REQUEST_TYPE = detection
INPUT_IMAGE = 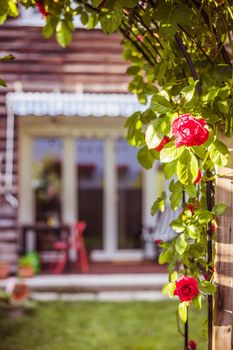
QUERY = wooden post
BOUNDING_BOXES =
[213,135,233,349]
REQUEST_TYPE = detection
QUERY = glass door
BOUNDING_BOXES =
[76,138,104,250]
[115,139,142,249]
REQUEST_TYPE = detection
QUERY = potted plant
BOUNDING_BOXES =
[18,252,40,278]
[18,256,35,278]
[0,281,36,318]
[0,261,10,279]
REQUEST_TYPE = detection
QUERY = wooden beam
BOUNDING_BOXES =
[213,133,233,349]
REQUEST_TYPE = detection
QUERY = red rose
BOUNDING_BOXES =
[155,239,163,245]
[154,136,170,152]
[172,114,209,148]
[174,276,199,302]
[188,340,197,350]
[35,1,49,17]
[194,170,202,184]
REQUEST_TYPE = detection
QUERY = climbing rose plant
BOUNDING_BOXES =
[1,0,233,347]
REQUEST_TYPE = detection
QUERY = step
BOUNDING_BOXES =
[0,274,168,293]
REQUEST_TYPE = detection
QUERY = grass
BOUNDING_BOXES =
[0,300,207,350]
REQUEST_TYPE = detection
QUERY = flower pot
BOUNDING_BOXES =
[18,266,34,278]
[0,262,10,279]
[12,284,29,302]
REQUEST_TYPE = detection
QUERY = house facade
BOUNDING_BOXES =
[0,13,159,271]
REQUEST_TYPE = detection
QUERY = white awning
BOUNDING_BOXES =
[6,92,148,117]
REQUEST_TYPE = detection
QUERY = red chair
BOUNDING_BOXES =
[53,221,89,274]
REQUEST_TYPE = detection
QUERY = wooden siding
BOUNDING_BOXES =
[0,23,129,268]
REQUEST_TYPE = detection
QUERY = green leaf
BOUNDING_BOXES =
[177,149,198,185]
[0,14,7,25]
[0,79,7,87]
[160,142,185,163]
[196,209,212,224]
[160,22,177,39]
[81,12,89,25]
[56,21,73,48]
[118,0,138,8]
[175,233,187,255]
[181,79,197,102]
[185,184,197,198]
[0,54,14,61]
[170,219,185,233]
[42,17,58,39]
[126,66,141,76]
[87,13,99,29]
[150,95,173,114]
[191,145,206,159]
[170,271,178,282]
[8,0,18,17]
[100,1,123,34]
[212,204,227,216]
[209,140,229,167]
[170,181,183,211]
[163,160,177,179]
[159,247,174,264]
[192,294,202,309]
[151,191,166,215]
[91,0,103,7]
[145,118,169,149]
[199,281,216,295]
[137,146,155,169]
[218,100,229,114]
[187,225,201,239]
[162,282,176,298]
[178,302,188,323]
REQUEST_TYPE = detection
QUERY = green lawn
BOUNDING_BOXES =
[0,300,207,350]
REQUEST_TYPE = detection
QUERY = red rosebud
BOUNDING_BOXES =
[172,114,209,148]
[185,204,194,215]
[35,1,49,17]
[211,223,215,233]
[137,34,144,42]
[194,170,202,185]
[188,340,197,350]
[155,239,163,245]
[174,276,199,302]
[154,136,170,152]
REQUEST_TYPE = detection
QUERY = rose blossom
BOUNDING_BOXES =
[174,276,199,302]
[154,136,170,152]
[194,170,202,185]
[172,114,209,148]
[188,340,197,350]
